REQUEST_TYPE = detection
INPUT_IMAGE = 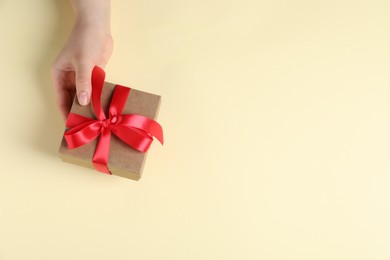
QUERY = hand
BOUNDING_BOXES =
[51,0,112,120]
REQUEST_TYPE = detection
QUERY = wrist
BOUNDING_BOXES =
[71,0,111,35]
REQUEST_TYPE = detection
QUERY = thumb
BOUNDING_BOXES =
[75,62,93,106]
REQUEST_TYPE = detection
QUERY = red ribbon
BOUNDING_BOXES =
[64,66,164,174]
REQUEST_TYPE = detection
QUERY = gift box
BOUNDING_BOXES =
[58,67,163,181]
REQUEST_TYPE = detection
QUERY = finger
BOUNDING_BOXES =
[60,89,74,120]
[51,67,74,120]
[75,62,93,106]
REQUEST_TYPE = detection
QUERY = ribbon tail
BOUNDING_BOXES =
[109,85,130,116]
[92,127,112,174]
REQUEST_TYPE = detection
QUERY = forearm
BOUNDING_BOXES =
[69,0,111,34]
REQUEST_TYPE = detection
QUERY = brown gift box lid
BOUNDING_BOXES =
[58,81,161,181]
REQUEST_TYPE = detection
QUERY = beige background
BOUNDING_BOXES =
[1,0,390,259]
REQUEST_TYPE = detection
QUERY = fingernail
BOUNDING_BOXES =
[78,91,88,106]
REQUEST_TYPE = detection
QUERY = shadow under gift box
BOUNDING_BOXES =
[58,81,161,181]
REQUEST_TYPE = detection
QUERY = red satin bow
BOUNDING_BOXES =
[64,66,164,174]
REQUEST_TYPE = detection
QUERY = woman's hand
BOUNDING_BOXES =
[51,0,112,119]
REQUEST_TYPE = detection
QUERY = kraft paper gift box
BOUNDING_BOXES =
[58,67,163,181]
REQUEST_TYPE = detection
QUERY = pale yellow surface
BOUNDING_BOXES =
[1,0,390,259]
